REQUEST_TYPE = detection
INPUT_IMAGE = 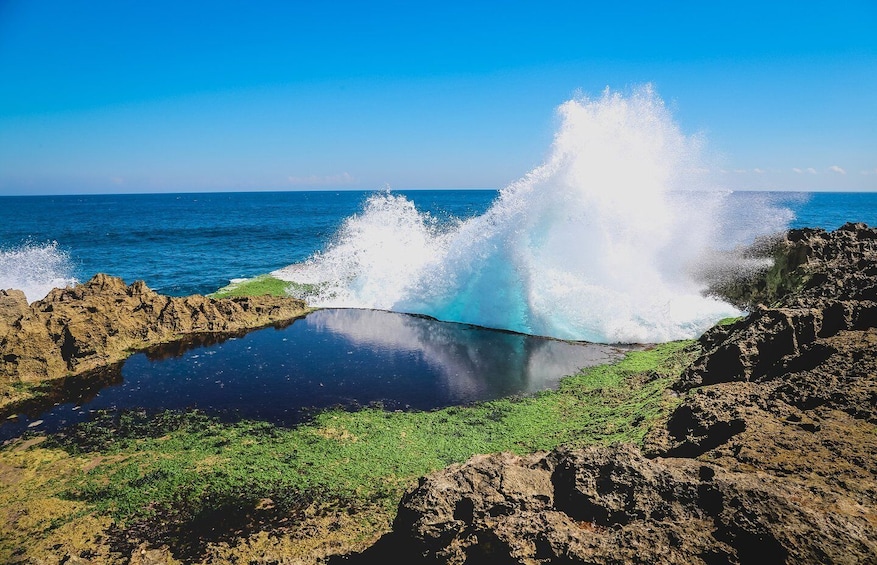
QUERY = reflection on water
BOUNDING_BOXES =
[309,309,625,400]
[0,309,630,440]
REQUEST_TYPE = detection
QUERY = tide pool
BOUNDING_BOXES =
[0,308,629,440]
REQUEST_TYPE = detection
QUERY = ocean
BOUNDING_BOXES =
[1,189,876,342]
[0,190,497,298]
[0,191,496,299]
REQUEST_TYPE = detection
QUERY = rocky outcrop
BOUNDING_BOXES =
[0,274,310,407]
[382,224,877,564]
[709,222,877,309]
[0,289,30,344]
[391,442,875,564]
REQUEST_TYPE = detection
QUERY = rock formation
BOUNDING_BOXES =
[0,274,310,408]
[380,223,877,563]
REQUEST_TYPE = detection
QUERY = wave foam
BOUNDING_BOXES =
[275,86,791,342]
[0,242,77,303]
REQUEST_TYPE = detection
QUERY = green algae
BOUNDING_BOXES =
[209,275,293,298]
[0,340,696,562]
[210,274,327,303]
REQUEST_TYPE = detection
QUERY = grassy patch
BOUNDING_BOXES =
[209,275,292,298]
[210,273,327,302]
[0,340,696,563]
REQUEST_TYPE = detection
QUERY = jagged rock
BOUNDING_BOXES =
[712,222,877,309]
[383,224,877,564]
[393,443,875,564]
[393,451,557,562]
[0,289,29,341]
[0,274,310,407]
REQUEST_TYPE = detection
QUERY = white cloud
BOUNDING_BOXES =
[753,168,765,174]
[806,168,818,174]
[861,168,877,176]
[792,168,803,174]
[287,172,356,186]
[733,169,747,174]
[828,165,847,175]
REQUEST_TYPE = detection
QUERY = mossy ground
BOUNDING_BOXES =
[0,340,696,564]
[210,274,326,302]
[209,275,293,299]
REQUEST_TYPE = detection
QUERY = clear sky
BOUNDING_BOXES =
[0,0,874,194]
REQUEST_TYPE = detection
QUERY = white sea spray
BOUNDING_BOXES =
[0,241,77,303]
[275,86,791,342]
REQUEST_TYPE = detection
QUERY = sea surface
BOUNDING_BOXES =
[0,190,498,298]
[1,190,875,303]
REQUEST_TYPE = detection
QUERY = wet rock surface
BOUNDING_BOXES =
[374,224,877,564]
[0,274,310,407]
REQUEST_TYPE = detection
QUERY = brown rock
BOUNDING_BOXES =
[393,443,875,564]
[0,289,28,341]
[711,222,877,310]
[380,224,877,563]
[393,451,556,562]
[0,274,311,406]
[129,544,182,565]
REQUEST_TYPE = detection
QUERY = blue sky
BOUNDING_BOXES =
[0,0,874,194]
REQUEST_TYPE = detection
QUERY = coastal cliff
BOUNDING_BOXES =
[369,223,877,563]
[0,274,310,409]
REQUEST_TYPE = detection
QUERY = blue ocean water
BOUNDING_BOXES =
[0,188,873,342]
[0,190,497,297]
[784,191,877,230]
[0,190,875,306]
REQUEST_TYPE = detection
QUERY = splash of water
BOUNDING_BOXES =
[0,242,78,303]
[275,86,790,342]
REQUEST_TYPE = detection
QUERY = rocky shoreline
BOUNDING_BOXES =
[0,224,874,563]
[351,223,877,563]
[0,274,311,410]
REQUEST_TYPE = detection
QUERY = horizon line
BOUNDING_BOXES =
[1,187,876,198]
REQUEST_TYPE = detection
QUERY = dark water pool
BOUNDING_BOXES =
[1,309,630,440]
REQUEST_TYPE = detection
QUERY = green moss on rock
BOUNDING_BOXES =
[209,275,293,298]
[1,340,695,563]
